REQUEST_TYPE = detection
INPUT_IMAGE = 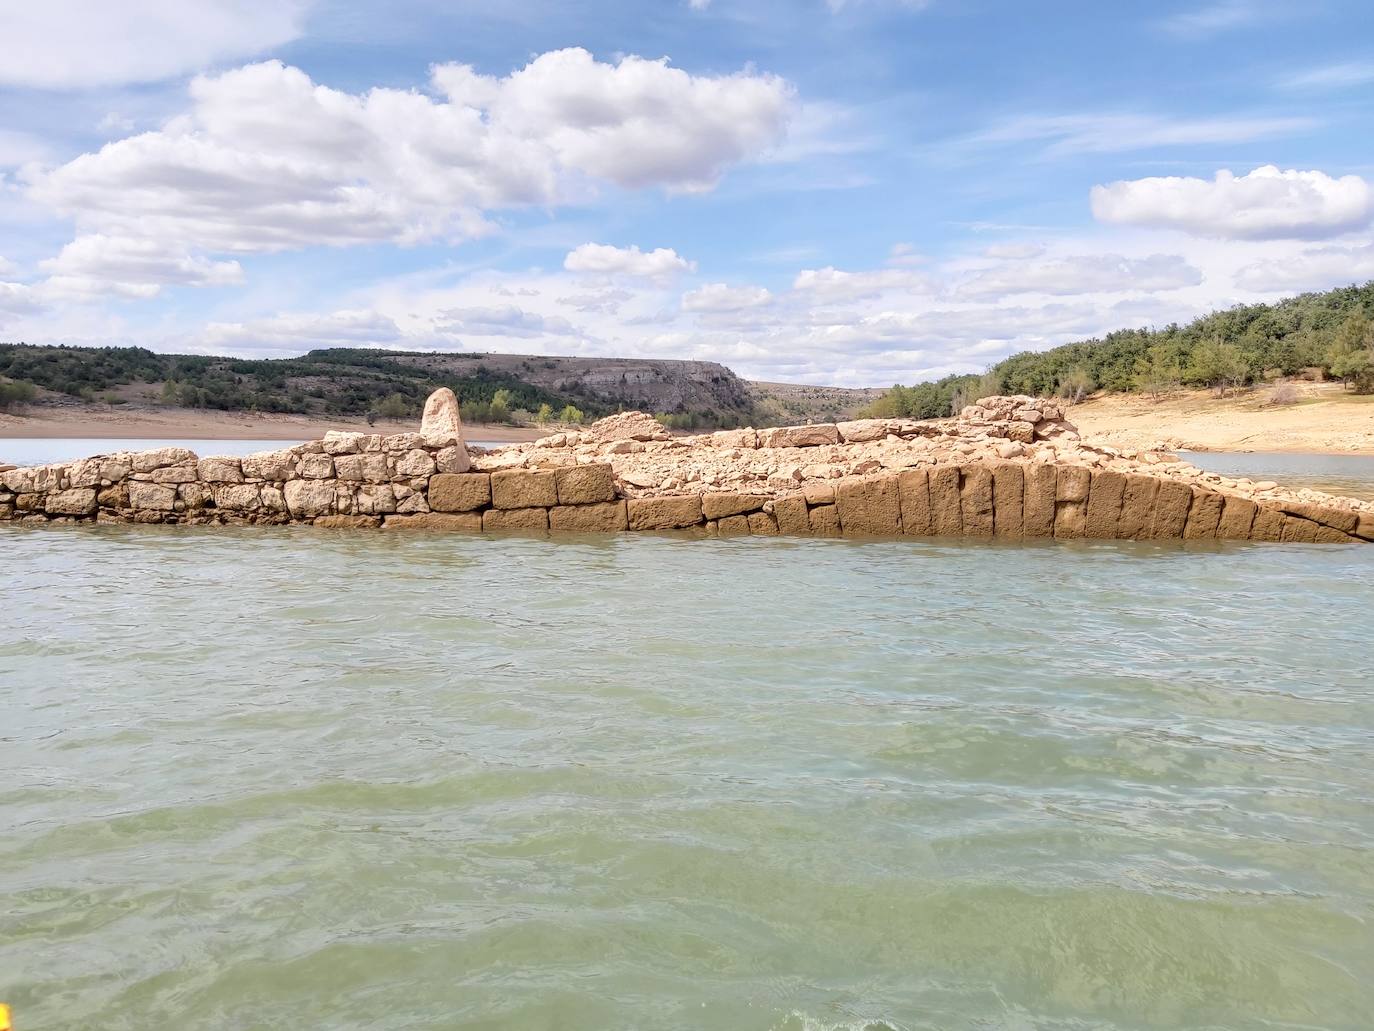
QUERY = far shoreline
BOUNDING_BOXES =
[0,404,546,443]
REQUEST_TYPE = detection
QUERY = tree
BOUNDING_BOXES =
[1188,337,1249,396]
[1134,344,1181,399]
[1058,366,1095,404]
[1327,312,1374,393]
[559,404,585,424]
[536,402,554,424]
[0,377,35,412]
[375,392,410,419]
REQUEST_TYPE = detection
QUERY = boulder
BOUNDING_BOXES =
[419,387,464,443]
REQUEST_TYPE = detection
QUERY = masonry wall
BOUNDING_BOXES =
[2,433,1370,544]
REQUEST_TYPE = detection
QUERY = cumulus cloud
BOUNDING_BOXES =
[0,0,313,89]
[791,266,931,303]
[682,283,774,313]
[434,306,578,338]
[563,243,697,282]
[0,282,45,319]
[41,235,244,299]
[197,309,403,353]
[1091,166,1374,240]
[1235,243,1374,293]
[25,51,788,292]
[956,253,1202,298]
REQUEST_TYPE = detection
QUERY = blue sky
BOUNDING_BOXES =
[2,0,1372,385]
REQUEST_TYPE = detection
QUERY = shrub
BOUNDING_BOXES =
[0,377,36,411]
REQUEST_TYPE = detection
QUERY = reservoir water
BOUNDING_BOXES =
[2,521,1372,1030]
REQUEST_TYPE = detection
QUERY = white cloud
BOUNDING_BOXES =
[1157,1,1266,39]
[0,0,313,89]
[1235,243,1374,293]
[0,257,15,277]
[564,243,697,282]
[682,283,774,313]
[1091,166,1374,240]
[956,253,1203,298]
[25,51,789,292]
[434,306,578,338]
[1278,62,1374,92]
[0,282,45,320]
[967,113,1311,158]
[41,235,243,299]
[791,266,931,303]
[197,310,403,354]
[0,130,51,169]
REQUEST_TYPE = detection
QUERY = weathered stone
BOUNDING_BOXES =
[549,501,628,533]
[959,466,994,537]
[241,449,296,481]
[587,411,670,443]
[772,495,811,536]
[67,458,102,489]
[482,506,549,533]
[801,481,836,505]
[419,387,464,443]
[213,484,262,512]
[703,492,770,520]
[1217,496,1257,540]
[260,486,288,513]
[717,514,751,536]
[627,495,703,530]
[1118,475,1160,540]
[334,453,389,482]
[1314,525,1352,544]
[321,431,367,456]
[382,432,425,452]
[808,503,842,538]
[128,482,178,512]
[148,464,200,484]
[314,514,381,529]
[929,466,963,535]
[1183,489,1225,540]
[1054,500,1087,540]
[130,447,197,473]
[2,467,36,493]
[991,463,1024,538]
[178,483,212,509]
[1250,506,1285,542]
[492,469,558,509]
[1280,516,1319,543]
[435,445,472,474]
[710,428,759,449]
[97,483,129,509]
[283,479,336,518]
[760,424,841,448]
[297,453,335,479]
[395,449,436,479]
[1022,464,1057,538]
[193,456,243,483]
[429,472,491,512]
[835,476,901,536]
[556,464,616,505]
[1357,514,1374,541]
[44,488,97,516]
[1149,480,1193,539]
[1276,500,1360,533]
[836,420,891,443]
[1084,471,1126,539]
[747,510,779,536]
[1056,465,1091,503]
[98,455,133,483]
[15,493,39,512]
[396,492,430,514]
[353,484,397,515]
[898,468,932,537]
[383,512,481,531]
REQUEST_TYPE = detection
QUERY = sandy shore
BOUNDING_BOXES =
[1069,386,1374,455]
[0,404,545,443]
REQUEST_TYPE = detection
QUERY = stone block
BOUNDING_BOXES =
[556,464,617,505]
[1250,507,1285,542]
[97,483,129,509]
[321,431,367,456]
[747,511,779,536]
[1276,501,1360,534]
[482,507,549,533]
[1183,489,1225,539]
[1280,516,1320,543]
[627,495,703,530]
[1149,480,1193,539]
[148,464,199,484]
[44,488,97,516]
[718,514,752,536]
[760,424,840,448]
[801,482,836,505]
[283,479,336,518]
[929,466,963,535]
[836,476,901,536]
[213,484,262,512]
[1022,464,1057,538]
[395,449,437,479]
[314,515,381,529]
[383,512,481,531]
[241,450,296,481]
[1314,525,1353,543]
[131,447,197,473]
[1084,470,1126,539]
[1056,465,1091,503]
[1357,514,1374,541]
[334,453,389,483]
[429,472,492,512]
[959,466,994,538]
[549,501,628,533]
[492,469,558,509]
[990,463,1024,538]
[702,492,769,520]
[197,457,244,483]
[128,482,177,512]
[1217,496,1257,540]
[773,495,811,536]
[1118,475,1159,540]
[808,504,842,538]
[898,468,932,537]
[297,454,335,479]
[435,445,472,474]
[1053,500,1087,539]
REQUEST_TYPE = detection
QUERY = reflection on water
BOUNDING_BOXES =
[1186,450,1374,501]
[3,527,1372,1030]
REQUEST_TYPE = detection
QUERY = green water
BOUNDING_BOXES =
[2,526,1372,1030]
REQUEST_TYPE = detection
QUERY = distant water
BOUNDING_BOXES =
[1,438,511,467]
[1186,450,1374,501]
[3,527,1372,1031]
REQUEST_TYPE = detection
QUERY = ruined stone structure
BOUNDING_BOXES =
[3,393,1371,544]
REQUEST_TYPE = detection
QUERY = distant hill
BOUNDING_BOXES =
[0,345,764,430]
[860,280,1374,420]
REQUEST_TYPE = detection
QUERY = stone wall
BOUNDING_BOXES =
[3,432,1370,544]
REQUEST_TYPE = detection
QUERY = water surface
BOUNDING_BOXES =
[2,527,1371,1030]
[1185,450,1374,501]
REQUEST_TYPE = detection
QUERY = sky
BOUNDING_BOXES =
[1,0,1372,386]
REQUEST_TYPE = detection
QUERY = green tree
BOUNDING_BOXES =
[1134,344,1181,399]
[536,402,554,424]
[0,377,36,411]
[1327,312,1374,392]
[1188,338,1249,396]
[1058,366,1095,404]
[375,392,410,419]
[559,404,585,424]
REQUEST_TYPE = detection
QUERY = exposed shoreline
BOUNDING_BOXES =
[0,404,545,443]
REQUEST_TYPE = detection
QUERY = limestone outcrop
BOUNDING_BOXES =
[2,392,1371,544]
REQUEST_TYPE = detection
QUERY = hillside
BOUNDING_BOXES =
[0,345,758,429]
